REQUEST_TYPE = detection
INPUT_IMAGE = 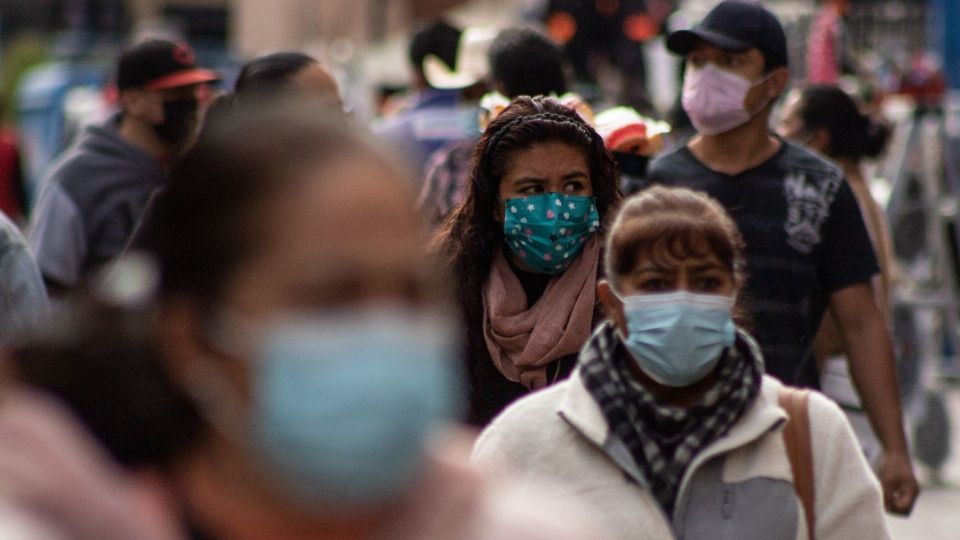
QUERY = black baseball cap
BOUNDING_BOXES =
[117,39,220,91]
[666,1,788,68]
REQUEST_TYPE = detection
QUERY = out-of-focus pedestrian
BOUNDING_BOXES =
[432,95,620,426]
[473,186,892,539]
[375,20,485,178]
[779,83,897,462]
[127,51,344,254]
[544,0,669,110]
[417,26,570,225]
[641,0,918,514]
[235,52,340,100]
[806,0,855,85]
[207,51,343,119]
[28,38,218,295]
[137,99,600,540]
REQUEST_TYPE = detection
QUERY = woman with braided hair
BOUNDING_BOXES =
[433,95,621,426]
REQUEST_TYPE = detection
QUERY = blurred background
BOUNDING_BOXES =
[2,1,960,536]
[1,0,957,201]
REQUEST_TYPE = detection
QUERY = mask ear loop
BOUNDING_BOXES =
[746,70,779,116]
[608,281,626,303]
[604,281,633,345]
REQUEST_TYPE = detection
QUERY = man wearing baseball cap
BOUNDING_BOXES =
[29,39,218,293]
[639,0,918,515]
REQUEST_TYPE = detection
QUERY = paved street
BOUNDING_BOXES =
[887,387,960,538]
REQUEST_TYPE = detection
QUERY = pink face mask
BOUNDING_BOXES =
[681,63,772,136]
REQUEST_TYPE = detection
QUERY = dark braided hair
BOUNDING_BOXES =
[431,95,620,424]
[481,112,596,164]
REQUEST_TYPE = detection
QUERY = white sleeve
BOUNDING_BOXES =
[808,391,892,540]
[27,183,87,288]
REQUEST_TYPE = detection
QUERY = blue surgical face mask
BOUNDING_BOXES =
[615,290,736,387]
[189,304,462,510]
[503,193,600,275]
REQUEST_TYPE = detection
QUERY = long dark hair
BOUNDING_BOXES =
[432,95,620,371]
[488,27,567,97]
[796,84,891,160]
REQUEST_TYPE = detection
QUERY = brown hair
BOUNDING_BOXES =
[605,186,746,289]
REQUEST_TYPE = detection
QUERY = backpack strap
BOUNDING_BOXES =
[778,386,816,540]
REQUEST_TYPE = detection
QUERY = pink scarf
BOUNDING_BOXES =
[481,235,600,389]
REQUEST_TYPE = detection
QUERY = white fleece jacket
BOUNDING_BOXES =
[472,370,891,540]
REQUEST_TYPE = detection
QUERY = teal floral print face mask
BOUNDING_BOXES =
[503,193,600,275]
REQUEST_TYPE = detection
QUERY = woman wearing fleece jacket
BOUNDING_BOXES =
[472,186,890,539]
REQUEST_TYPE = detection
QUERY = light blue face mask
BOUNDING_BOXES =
[616,290,736,387]
[503,193,600,275]
[193,305,462,510]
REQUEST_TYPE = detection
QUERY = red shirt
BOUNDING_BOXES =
[0,127,25,220]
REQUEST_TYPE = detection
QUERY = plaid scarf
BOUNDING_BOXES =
[580,322,762,516]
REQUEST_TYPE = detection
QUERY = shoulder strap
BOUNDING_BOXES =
[778,386,816,540]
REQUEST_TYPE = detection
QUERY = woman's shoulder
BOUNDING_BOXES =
[396,428,608,540]
[471,381,579,464]
[477,380,571,439]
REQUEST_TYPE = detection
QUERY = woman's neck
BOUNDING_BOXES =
[174,442,388,540]
[836,158,863,183]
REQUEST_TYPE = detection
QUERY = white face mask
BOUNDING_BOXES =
[681,63,774,136]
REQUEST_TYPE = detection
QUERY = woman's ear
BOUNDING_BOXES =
[597,279,627,334]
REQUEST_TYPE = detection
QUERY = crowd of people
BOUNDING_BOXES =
[0,0,927,538]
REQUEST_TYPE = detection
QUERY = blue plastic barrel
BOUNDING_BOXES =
[15,62,104,204]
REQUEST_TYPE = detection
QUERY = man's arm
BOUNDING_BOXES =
[829,281,919,515]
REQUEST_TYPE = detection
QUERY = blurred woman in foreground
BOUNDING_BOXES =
[139,99,596,539]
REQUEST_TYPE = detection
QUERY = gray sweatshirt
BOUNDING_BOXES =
[28,115,164,289]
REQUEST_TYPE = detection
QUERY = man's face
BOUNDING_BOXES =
[122,84,196,122]
[122,84,202,148]
[686,41,775,113]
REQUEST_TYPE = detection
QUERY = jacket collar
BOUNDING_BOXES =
[556,339,788,483]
